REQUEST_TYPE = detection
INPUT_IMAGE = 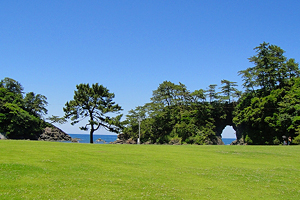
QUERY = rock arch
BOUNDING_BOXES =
[213,103,242,143]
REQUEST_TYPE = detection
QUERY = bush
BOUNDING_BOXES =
[169,136,182,145]
[245,135,253,144]
[273,137,281,145]
[292,135,300,145]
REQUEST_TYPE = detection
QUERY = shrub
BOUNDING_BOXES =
[245,135,253,144]
[292,135,300,145]
[169,135,182,145]
[273,137,281,145]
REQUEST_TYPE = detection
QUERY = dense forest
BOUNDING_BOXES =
[1,42,300,145]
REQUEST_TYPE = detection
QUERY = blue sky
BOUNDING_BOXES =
[1,0,299,138]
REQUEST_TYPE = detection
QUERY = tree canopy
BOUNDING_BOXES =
[0,78,49,139]
[233,42,300,144]
[63,83,123,143]
[123,81,238,145]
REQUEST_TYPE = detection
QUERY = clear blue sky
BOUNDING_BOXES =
[1,0,299,138]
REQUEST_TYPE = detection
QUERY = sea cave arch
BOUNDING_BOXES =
[221,126,236,138]
[213,102,242,143]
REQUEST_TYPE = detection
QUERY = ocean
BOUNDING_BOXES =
[68,134,118,144]
[222,138,236,145]
[67,134,236,145]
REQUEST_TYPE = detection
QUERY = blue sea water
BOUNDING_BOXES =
[222,138,236,145]
[67,134,236,145]
[68,134,118,144]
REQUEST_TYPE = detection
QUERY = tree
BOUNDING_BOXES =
[151,81,190,106]
[219,80,240,103]
[0,78,48,139]
[234,42,300,144]
[23,92,48,117]
[0,77,24,94]
[238,69,257,92]
[206,84,218,102]
[285,58,300,79]
[190,89,206,103]
[240,42,300,93]
[63,83,123,143]
[46,115,67,124]
[0,102,42,139]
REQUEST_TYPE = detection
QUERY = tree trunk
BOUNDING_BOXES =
[89,111,94,144]
[90,129,94,144]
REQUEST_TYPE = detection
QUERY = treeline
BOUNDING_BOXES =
[0,78,50,139]
[123,42,300,145]
[2,42,300,145]
[122,81,239,145]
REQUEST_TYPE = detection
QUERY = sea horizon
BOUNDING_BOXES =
[67,133,236,145]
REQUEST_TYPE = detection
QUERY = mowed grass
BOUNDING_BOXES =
[0,141,299,200]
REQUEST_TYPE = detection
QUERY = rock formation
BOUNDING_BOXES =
[39,126,72,141]
[0,133,7,140]
[111,133,136,144]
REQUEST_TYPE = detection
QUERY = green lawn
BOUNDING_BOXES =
[0,140,299,199]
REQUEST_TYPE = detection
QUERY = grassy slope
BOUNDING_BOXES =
[0,140,299,199]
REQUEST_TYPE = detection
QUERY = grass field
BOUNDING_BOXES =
[0,140,299,199]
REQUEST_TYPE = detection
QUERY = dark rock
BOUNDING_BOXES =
[117,133,126,141]
[143,141,152,145]
[216,136,225,145]
[125,138,136,144]
[39,126,72,141]
[111,134,137,144]
[95,138,106,143]
[230,138,245,145]
[71,138,81,143]
[0,133,6,140]
[204,136,224,145]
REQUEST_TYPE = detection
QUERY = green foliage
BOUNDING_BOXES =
[186,127,216,145]
[0,103,42,139]
[46,115,67,124]
[244,135,253,144]
[63,83,123,143]
[273,137,281,145]
[23,92,48,117]
[0,78,48,139]
[122,42,300,145]
[219,79,241,103]
[0,77,24,94]
[168,135,182,145]
[123,81,235,144]
[239,42,300,92]
[150,81,190,106]
[235,42,300,144]
[206,84,218,102]
[292,134,300,145]
[190,89,206,102]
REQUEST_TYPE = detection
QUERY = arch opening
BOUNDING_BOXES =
[221,125,236,145]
